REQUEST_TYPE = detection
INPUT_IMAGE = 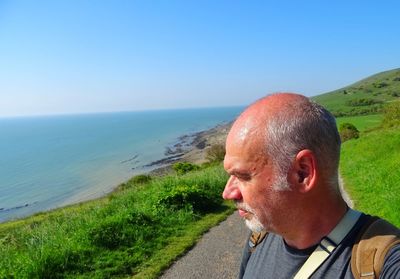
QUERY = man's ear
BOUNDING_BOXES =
[289,149,317,193]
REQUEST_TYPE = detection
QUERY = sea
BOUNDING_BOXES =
[0,106,243,223]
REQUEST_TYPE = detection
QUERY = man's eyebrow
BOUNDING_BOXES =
[230,169,251,177]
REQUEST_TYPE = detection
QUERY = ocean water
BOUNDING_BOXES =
[0,107,242,222]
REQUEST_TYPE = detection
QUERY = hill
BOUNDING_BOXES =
[1,68,399,278]
[312,68,400,117]
[340,126,400,227]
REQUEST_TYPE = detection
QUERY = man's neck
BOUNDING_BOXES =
[282,201,348,250]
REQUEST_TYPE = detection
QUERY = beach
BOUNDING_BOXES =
[0,108,240,223]
[0,120,233,223]
[0,117,240,278]
[147,121,232,176]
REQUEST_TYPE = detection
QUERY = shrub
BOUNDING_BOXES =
[119,174,152,190]
[156,184,222,213]
[373,82,389,88]
[206,144,225,162]
[131,174,152,184]
[172,162,200,175]
[382,101,400,127]
[339,123,360,142]
[346,98,382,107]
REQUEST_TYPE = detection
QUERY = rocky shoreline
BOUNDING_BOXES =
[147,121,232,176]
[0,121,233,223]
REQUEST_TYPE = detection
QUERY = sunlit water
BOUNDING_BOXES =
[0,107,242,222]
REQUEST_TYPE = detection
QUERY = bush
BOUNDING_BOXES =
[206,144,225,162]
[346,98,382,107]
[131,174,152,184]
[339,123,360,142]
[382,101,400,127]
[373,82,389,88]
[173,162,200,175]
[156,184,222,213]
[118,174,152,190]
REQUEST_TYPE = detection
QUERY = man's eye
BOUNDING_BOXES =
[238,175,251,181]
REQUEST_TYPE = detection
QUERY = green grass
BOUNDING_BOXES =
[312,68,400,117]
[340,126,400,227]
[0,165,234,278]
[338,113,400,226]
[2,77,399,278]
[132,209,232,279]
[336,114,383,132]
[333,108,400,227]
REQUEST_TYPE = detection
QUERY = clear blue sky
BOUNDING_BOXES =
[1,0,399,117]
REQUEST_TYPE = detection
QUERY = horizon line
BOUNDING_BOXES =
[0,104,247,120]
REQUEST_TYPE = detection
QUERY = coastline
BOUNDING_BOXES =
[0,121,232,224]
[50,121,232,212]
[147,121,232,176]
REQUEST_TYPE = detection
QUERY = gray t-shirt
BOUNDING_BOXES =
[239,214,400,279]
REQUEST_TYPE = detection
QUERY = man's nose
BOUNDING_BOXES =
[222,176,243,200]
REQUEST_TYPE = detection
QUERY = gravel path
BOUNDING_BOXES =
[159,213,248,279]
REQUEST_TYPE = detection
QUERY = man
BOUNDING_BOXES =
[222,93,400,278]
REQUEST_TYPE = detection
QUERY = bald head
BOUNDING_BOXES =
[228,93,309,143]
[227,93,341,189]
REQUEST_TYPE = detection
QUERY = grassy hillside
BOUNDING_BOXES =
[315,69,400,227]
[335,114,382,132]
[312,68,400,117]
[340,126,400,227]
[0,165,234,278]
[1,68,399,278]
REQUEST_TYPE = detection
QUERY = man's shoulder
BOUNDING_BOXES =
[240,214,400,279]
[380,243,400,278]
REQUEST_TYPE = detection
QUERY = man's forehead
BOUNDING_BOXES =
[228,115,263,145]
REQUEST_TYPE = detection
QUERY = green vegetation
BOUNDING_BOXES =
[206,143,226,163]
[335,114,382,132]
[332,112,400,227]
[382,101,400,127]
[315,70,400,224]
[130,174,152,184]
[346,98,383,107]
[0,165,233,278]
[312,68,400,117]
[172,162,200,175]
[339,123,359,142]
[340,127,400,227]
[119,175,152,190]
[1,68,400,278]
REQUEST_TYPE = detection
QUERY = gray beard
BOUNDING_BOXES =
[243,173,291,232]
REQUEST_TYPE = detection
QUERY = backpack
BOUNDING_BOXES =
[248,215,400,279]
[351,216,400,279]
